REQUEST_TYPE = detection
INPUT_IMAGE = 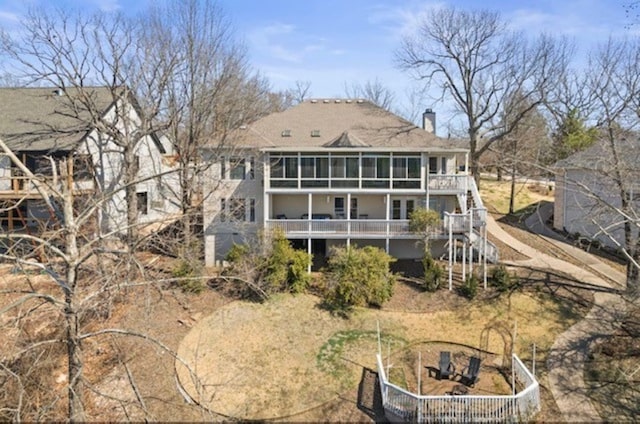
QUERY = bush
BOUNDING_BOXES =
[422,252,444,291]
[172,259,205,294]
[323,245,397,314]
[264,235,312,294]
[459,273,479,299]
[222,231,312,300]
[490,265,514,292]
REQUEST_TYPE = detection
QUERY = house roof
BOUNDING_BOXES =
[0,86,115,152]
[554,134,640,173]
[216,99,467,153]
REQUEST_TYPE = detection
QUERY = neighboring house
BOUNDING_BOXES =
[201,99,497,278]
[0,86,180,235]
[553,135,640,249]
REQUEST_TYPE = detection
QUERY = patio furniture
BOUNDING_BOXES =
[459,356,481,387]
[438,351,455,380]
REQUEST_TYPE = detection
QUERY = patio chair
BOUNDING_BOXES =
[459,356,481,387]
[438,351,455,380]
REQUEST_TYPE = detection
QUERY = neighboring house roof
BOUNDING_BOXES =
[0,87,116,153]
[215,99,467,152]
[554,134,640,173]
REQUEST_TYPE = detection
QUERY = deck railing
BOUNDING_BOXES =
[377,353,540,423]
[265,219,452,237]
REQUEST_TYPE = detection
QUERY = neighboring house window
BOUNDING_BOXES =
[220,156,226,179]
[249,199,255,222]
[230,158,245,179]
[249,157,255,180]
[220,198,226,221]
[133,155,140,174]
[73,154,94,181]
[137,192,148,215]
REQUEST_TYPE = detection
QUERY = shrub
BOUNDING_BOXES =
[490,265,513,292]
[459,273,479,299]
[263,235,312,294]
[422,252,444,291]
[225,243,248,264]
[172,259,205,294]
[323,245,397,314]
[221,230,312,300]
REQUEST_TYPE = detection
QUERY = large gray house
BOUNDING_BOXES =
[201,99,497,280]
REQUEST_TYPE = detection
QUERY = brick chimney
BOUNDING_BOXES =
[422,108,436,133]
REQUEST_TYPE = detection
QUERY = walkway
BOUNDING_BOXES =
[486,202,627,423]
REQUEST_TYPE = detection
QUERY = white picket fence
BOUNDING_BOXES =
[377,353,540,423]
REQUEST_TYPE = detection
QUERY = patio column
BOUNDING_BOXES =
[448,212,453,291]
[307,238,312,273]
[468,210,473,276]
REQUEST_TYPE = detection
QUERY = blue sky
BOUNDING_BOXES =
[0,0,635,132]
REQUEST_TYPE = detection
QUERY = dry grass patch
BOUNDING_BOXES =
[176,286,585,421]
[479,178,554,216]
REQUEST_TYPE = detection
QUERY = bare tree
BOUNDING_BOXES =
[490,92,551,213]
[343,78,395,110]
[0,9,178,249]
[556,38,640,296]
[396,7,571,184]
[141,0,281,266]
[289,80,312,104]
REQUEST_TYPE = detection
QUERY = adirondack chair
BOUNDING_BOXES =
[438,351,455,380]
[459,356,481,387]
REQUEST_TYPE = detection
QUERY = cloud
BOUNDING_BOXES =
[90,0,122,12]
[0,10,19,23]
[249,22,342,64]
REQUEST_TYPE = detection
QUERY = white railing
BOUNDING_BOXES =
[427,175,467,192]
[377,353,540,423]
[266,219,421,236]
[443,209,487,232]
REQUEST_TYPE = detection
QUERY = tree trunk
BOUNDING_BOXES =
[65,292,84,422]
[509,164,516,215]
[62,158,85,422]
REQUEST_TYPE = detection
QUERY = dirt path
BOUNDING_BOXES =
[487,205,627,423]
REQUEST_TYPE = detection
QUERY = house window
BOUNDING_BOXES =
[136,192,148,215]
[393,156,421,188]
[362,154,390,188]
[249,199,255,222]
[406,200,415,219]
[392,200,401,220]
[230,198,245,221]
[284,157,298,178]
[311,130,320,137]
[221,156,226,179]
[350,198,358,219]
[441,157,447,174]
[230,158,245,179]
[334,197,345,219]
[220,198,226,221]
[429,157,438,174]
